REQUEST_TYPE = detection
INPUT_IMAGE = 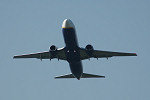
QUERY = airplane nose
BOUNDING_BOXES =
[62,19,75,29]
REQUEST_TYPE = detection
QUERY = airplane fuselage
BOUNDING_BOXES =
[62,20,83,80]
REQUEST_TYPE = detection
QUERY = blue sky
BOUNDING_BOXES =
[0,0,150,100]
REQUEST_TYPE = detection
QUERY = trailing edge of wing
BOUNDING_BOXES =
[55,73,105,79]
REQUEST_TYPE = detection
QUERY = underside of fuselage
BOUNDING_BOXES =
[62,19,83,80]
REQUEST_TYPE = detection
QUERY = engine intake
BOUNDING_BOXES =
[85,44,94,51]
[49,45,57,58]
[85,44,94,57]
[50,45,57,51]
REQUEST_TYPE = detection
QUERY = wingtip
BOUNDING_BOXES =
[134,53,137,56]
[130,53,137,56]
[13,56,18,59]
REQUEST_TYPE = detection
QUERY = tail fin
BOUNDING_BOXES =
[55,73,105,79]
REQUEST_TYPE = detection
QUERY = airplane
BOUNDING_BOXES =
[13,19,137,80]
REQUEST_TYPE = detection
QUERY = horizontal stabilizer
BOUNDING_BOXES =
[81,73,105,78]
[55,73,105,79]
[55,74,74,79]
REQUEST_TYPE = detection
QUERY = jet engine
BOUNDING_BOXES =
[85,44,94,57]
[49,45,57,57]
[50,45,57,51]
[85,44,94,51]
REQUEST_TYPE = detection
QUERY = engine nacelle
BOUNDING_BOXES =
[85,44,94,57]
[50,45,57,51]
[85,44,94,51]
[49,45,57,57]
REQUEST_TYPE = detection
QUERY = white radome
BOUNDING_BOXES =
[62,19,75,29]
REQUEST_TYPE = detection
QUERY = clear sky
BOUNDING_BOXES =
[0,0,150,100]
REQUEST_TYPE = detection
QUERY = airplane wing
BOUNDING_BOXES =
[79,48,137,60]
[13,48,67,60]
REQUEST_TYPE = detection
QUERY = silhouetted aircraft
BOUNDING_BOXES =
[14,19,137,80]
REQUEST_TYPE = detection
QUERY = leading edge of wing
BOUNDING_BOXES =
[92,50,137,58]
[79,48,137,60]
[13,47,67,60]
[13,51,50,59]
